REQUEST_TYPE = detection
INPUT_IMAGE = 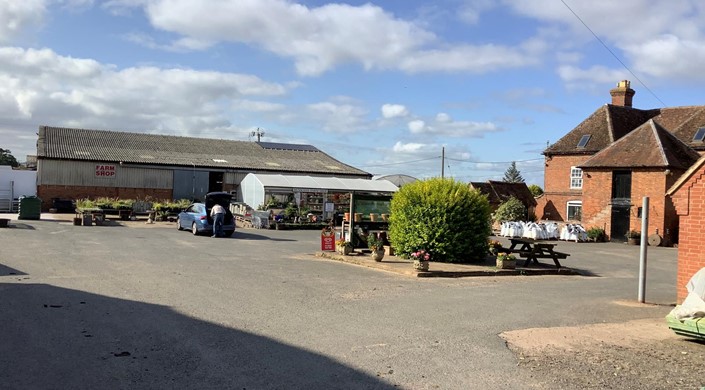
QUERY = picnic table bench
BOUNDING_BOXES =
[508,238,569,269]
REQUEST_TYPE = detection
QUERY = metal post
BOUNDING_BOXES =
[441,147,445,178]
[348,192,354,245]
[638,196,649,303]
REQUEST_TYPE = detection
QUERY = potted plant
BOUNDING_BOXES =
[587,227,606,242]
[367,233,385,262]
[488,239,502,255]
[410,249,431,271]
[496,252,516,269]
[626,230,641,245]
[336,239,352,255]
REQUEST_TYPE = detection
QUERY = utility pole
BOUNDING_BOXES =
[441,147,445,178]
[251,128,265,142]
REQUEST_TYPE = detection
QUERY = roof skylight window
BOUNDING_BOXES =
[693,127,705,142]
[577,134,591,148]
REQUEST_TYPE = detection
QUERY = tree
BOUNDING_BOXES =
[492,196,527,223]
[0,148,19,167]
[528,184,544,197]
[503,161,524,183]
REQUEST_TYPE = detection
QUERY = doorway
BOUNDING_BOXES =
[609,170,632,242]
[208,172,223,193]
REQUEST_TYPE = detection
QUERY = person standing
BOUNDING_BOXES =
[210,204,226,238]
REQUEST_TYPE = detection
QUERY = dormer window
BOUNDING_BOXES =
[577,134,591,148]
[693,128,705,143]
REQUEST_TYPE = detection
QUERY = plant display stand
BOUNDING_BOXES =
[666,312,705,340]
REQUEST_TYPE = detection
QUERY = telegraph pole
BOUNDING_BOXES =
[441,147,445,178]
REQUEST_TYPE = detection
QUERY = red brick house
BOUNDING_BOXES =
[667,155,705,302]
[538,81,705,243]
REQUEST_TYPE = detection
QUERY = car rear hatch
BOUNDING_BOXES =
[205,192,234,225]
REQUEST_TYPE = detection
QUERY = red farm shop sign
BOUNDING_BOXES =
[321,228,335,251]
[95,164,116,178]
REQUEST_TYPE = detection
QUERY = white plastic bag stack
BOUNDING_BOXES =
[670,268,705,320]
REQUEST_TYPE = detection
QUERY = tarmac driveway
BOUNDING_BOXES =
[0,218,684,389]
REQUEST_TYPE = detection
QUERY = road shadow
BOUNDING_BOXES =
[0,263,27,276]
[234,231,296,242]
[0,282,396,390]
[1,222,36,230]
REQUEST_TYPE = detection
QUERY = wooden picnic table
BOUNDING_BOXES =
[507,238,569,269]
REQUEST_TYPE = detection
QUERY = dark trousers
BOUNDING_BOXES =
[213,213,224,237]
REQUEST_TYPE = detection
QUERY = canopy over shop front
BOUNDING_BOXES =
[239,173,398,210]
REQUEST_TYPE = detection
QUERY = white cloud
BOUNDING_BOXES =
[306,98,368,133]
[408,120,426,133]
[108,0,547,76]
[392,141,425,153]
[381,104,409,119]
[557,64,628,86]
[0,46,291,156]
[0,0,46,44]
[504,0,705,83]
[408,114,501,137]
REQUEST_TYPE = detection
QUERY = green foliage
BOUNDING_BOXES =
[75,198,96,210]
[284,203,297,219]
[493,196,526,223]
[367,233,384,251]
[527,184,544,197]
[587,227,606,241]
[503,161,525,183]
[0,148,19,167]
[388,178,491,263]
[626,230,641,239]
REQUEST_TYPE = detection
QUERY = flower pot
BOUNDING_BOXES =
[372,249,384,262]
[354,213,362,222]
[381,214,389,222]
[413,260,429,271]
[628,238,639,245]
[370,213,378,222]
[342,245,352,255]
[496,258,516,269]
[344,212,350,222]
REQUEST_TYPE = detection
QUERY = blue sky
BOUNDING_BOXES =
[2,1,705,185]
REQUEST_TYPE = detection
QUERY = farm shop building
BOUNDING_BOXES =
[36,126,371,210]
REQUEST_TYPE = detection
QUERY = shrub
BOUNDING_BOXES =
[492,196,526,223]
[528,184,544,197]
[388,178,491,263]
[586,227,606,242]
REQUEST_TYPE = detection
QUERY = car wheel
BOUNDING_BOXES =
[224,230,234,238]
[176,218,183,230]
[192,222,199,235]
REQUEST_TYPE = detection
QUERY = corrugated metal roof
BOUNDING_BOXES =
[37,126,370,177]
[250,173,398,193]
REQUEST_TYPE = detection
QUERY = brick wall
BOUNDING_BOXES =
[538,155,590,220]
[38,185,173,211]
[581,168,676,241]
[671,168,705,303]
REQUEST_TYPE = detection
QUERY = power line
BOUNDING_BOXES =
[357,156,440,168]
[559,0,666,107]
[444,157,544,164]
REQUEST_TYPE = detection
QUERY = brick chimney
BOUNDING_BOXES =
[610,80,635,107]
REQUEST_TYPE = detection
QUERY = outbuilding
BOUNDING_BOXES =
[35,126,371,210]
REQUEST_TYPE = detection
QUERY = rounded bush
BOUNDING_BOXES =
[492,196,526,223]
[388,178,491,263]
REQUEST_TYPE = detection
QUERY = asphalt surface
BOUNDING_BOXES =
[0,218,680,389]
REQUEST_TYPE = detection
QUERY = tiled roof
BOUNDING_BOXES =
[580,120,701,169]
[469,181,537,207]
[37,126,371,177]
[544,105,658,156]
[545,104,705,156]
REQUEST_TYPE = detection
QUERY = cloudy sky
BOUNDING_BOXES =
[2,0,705,185]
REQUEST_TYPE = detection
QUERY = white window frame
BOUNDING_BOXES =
[570,167,583,189]
[567,201,582,221]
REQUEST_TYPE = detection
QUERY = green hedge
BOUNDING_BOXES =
[388,178,491,263]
